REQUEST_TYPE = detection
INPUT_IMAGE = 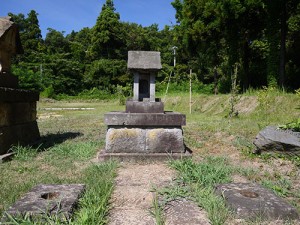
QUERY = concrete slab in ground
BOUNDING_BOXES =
[108,163,211,225]
[164,198,210,225]
[215,183,299,221]
[108,163,173,225]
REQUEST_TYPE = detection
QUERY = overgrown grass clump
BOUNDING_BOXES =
[168,157,234,225]
[73,161,117,225]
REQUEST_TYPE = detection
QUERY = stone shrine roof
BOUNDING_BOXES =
[0,16,23,54]
[128,51,162,71]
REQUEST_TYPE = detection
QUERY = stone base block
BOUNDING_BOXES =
[215,183,299,221]
[98,150,192,162]
[104,112,186,126]
[0,102,37,126]
[105,128,185,153]
[0,122,40,154]
[2,184,85,222]
[126,100,164,113]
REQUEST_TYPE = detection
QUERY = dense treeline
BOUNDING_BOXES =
[8,0,300,97]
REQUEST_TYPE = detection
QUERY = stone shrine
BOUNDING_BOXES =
[100,51,191,161]
[0,17,40,154]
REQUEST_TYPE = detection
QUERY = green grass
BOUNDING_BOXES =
[1,91,299,224]
[169,157,233,225]
[73,161,117,225]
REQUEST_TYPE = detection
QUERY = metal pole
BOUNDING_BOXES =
[190,69,192,114]
[172,46,178,67]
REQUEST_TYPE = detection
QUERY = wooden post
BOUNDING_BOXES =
[190,69,192,114]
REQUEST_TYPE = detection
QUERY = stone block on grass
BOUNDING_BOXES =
[3,184,85,222]
[253,126,300,154]
[215,183,299,221]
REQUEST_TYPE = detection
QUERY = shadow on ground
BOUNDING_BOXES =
[33,132,83,150]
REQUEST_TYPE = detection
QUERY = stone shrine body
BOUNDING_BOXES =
[100,51,191,161]
[0,17,40,154]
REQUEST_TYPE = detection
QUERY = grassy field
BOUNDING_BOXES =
[0,90,299,224]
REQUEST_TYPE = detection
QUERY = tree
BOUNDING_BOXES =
[89,0,124,59]
[45,28,69,54]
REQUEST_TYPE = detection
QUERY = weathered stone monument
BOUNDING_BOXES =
[100,51,191,161]
[0,17,40,155]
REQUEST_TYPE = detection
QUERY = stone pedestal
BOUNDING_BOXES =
[100,102,191,162]
[0,87,40,154]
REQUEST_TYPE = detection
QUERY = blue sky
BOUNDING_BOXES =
[1,0,176,38]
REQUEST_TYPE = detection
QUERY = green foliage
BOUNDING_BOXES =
[8,0,300,96]
[47,141,99,160]
[262,177,292,198]
[149,193,165,225]
[169,157,233,224]
[10,145,39,161]
[40,85,55,98]
[74,161,117,225]
[12,66,42,91]
[84,59,127,90]
[89,0,124,59]
[279,118,300,132]
[257,86,276,111]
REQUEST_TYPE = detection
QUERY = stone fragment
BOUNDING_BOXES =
[3,184,85,222]
[215,183,299,221]
[253,126,300,154]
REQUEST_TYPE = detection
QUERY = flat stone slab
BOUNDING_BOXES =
[105,128,185,153]
[3,184,85,222]
[253,126,300,154]
[98,150,192,162]
[104,112,186,126]
[215,183,299,221]
[164,199,210,225]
